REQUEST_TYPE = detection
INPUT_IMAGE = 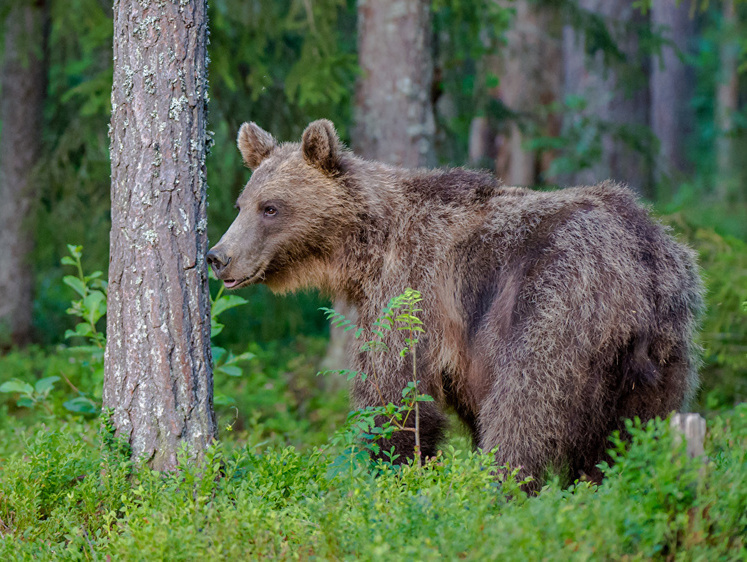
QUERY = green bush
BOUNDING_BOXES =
[663,215,747,407]
[0,407,744,560]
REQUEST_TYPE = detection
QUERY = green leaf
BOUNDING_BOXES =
[0,380,34,395]
[217,365,243,377]
[211,346,227,364]
[61,256,77,266]
[83,290,106,324]
[233,351,255,362]
[63,275,87,298]
[35,376,60,395]
[75,323,94,337]
[212,295,248,318]
[63,397,99,414]
[67,244,82,259]
[214,394,236,406]
[17,397,35,408]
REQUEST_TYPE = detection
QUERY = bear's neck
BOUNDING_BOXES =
[326,155,444,314]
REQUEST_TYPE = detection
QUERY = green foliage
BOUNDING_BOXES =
[320,289,435,466]
[0,376,58,413]
[0,405,744,559]
[663,214,747,407]
[62,244,107,349]
[208,270,256,382]
[527,95,658,181]
[432,0,513,162]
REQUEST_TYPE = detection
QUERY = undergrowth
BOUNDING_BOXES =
[0,407,745,560]
[0,215,745,560]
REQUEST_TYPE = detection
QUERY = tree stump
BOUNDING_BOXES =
[670,413,706,459]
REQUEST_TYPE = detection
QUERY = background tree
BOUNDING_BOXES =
[493,0,562,186]
[650,0,696,183]
[354,0,436,167]
[104,0,215,469]
[0,0,48,347]
[561,0,653,195]
[716,0,739,194]
[322,0,437,374]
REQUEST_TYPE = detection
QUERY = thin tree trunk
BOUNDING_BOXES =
[562,1,651,195]
[494,0,562,186]
[354,0,435,167]
[650,0,695,182]
[717,0,738,196]
[0,0,48,347]
[104,0,215,469]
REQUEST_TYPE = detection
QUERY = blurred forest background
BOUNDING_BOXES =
[0,0,746,440]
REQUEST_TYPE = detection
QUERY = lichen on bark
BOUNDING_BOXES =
[104,0,215,470]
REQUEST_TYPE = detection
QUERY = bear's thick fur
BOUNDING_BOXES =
[208,119,704,486]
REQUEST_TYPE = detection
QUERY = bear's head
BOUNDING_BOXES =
[207,119,352,293]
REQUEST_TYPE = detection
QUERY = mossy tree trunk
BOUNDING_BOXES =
[0,0,48,347]
[104,0,215,470]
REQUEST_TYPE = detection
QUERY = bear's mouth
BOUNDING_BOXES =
[222,277,248,289]
[222,265,265,289]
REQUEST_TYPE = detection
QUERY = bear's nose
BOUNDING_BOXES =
[206,248,230,274]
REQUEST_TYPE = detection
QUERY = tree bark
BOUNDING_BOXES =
[104,0,215,469]
[650,0,695,181]
[493,0,562,186]
[562,1,651,195]
[354,0,435,167]
[716,0,738,195]
[325,0,436,375]
[0,0,48,347]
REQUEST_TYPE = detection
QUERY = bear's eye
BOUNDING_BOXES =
[263,205,278,218]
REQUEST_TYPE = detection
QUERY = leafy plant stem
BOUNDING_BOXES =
[59,371,82,395]
[412,324,421,467]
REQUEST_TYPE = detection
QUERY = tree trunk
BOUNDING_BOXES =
[562,1,651,195]
[104,0,215,469]
[716,0,738,196]
[354,0,435,167]
[493,0,562,186]
[650,0,695,182]
[324,0,436,375]
[0,0,48,348]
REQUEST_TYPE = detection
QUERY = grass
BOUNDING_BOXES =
[0,407,745,560]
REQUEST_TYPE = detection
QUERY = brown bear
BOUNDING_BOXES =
[207,119,704,487]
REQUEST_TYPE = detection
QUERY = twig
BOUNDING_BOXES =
[60,371,81,395]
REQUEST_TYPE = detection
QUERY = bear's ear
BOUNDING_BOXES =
[237,122,277,170]
[301,119,342,174]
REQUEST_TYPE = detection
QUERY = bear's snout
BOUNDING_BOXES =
[206,248,230,276]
